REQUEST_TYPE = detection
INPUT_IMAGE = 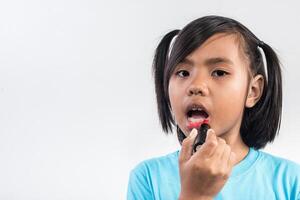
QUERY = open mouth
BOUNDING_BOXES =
[186,104,209,128]
[187,109,209,122]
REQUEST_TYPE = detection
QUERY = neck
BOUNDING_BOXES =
[221,131,250,166]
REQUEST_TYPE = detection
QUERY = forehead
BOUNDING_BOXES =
[184,33,249,68]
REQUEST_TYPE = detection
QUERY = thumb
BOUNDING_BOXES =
[196,129,218,158]
[179,128,198,164]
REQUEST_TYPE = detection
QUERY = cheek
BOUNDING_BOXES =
[168,82,175,107]
[168,81,180,106]
[168,80,185,119]
[213,77,248,115]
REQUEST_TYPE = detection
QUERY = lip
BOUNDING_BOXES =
[184,102,210,130]
[186,117,210,131]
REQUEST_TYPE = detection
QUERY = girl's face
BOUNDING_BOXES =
[168,33,257,141]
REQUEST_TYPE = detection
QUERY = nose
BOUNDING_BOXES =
[188,86,208,96]
[187,78,209,96]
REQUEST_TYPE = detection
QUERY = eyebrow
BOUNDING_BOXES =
[180,57,234,66]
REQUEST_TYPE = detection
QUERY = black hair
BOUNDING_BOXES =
[152,15,282,149]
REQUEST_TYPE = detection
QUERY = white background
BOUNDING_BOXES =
[0,0,299,199]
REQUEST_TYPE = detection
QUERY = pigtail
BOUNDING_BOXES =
[259,42,282,142]
[241,42,282,149]
[152,30,180,133]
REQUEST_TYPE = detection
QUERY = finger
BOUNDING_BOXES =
[211,137,226,160]
[197,129,218,158]
[228,151,236,168]
[179,128,198,164]
[220,145,231,172]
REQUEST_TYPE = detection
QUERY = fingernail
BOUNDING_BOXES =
[206,129,213,140]
[190,128,197,137]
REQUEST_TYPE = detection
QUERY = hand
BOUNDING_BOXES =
[178,128,236,200]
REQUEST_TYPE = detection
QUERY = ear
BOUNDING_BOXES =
[245,74,264,108]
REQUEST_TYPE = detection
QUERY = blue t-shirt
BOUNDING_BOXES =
[127,148,300,200]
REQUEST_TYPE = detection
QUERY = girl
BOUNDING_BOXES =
[127,15,300,199]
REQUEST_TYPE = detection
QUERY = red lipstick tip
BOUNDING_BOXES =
[203,119,209,124]
[187,119,209,129]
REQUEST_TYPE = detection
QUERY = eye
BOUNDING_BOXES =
[212,70,229,77]
[175,70,190,77]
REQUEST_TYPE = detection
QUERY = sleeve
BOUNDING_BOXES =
[126,164,154,200]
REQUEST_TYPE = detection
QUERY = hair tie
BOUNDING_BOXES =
[257,43,268,84]
[168,35,178,59]
[258,40,265,47]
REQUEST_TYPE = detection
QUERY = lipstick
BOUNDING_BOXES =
[190,119,210,153]
[188,119,209,130]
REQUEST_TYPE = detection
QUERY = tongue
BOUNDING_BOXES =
[188,114,206,123]
[187,112,207,129]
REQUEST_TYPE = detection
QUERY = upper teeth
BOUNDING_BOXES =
[192,107,202,111]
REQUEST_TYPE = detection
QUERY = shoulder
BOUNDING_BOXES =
[258,150,300,173]
[127,151,179,199]
[256,150,300,189]
[130,150,179,177]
